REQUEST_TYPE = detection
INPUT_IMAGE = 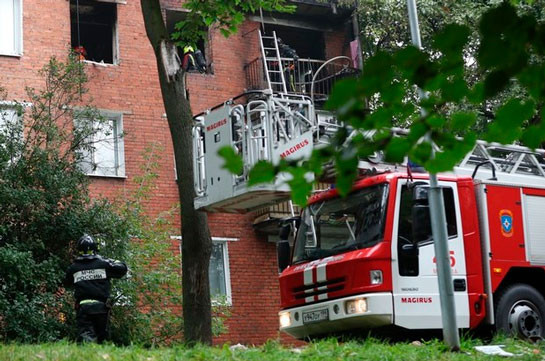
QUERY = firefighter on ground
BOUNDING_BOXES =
[182,45,207,73]
[64,234,127,343]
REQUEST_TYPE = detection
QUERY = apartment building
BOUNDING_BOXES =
[0,0,357,344]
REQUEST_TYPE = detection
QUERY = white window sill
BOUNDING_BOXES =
[86,173,127,179]
[0,53,22,58]
[83,60,118,67]
[212,298,232,307]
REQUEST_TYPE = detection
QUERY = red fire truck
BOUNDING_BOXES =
[275,149,545,339]
[189,31,545,339]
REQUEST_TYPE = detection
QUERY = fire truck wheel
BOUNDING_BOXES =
[495,284,545,339]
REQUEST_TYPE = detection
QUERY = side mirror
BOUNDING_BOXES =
[277,223,292,273]
[412,184,429,203]
[412,204,432,243]
[277,240,291,273]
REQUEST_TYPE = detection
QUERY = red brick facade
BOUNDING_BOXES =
[0,0,352,345]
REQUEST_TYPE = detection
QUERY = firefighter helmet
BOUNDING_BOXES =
[77,234,97,254]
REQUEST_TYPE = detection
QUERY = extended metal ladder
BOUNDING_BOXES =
[352,128,545,187]
[259,30,288,94]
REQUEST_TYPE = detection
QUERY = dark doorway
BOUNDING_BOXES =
[264,24,325,60]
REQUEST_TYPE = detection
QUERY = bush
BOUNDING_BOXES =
[0,53,227,345]
[0,54,169,344]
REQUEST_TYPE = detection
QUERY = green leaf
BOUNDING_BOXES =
[409,141,432,165]
[521,124,545,149]
[426,115,445,129]
[484,99,536,144]
[394,46,437,87]
[385,137,411,163]
[426,133,477,173]
[407,122,429,141]
[441,77,469,102]
[483,70,510,98]
[450,112,477,132]
[467,82,485,104]
[518,64,545,99]
[360,52,394,94]
[433,24,470,57]
[287,168,313,207]
[326,78,359,110]
[335,148,358,197]
[217,146,243,175]
[381,81,406,104]
[248,160,276,185]
[363,107,393,130]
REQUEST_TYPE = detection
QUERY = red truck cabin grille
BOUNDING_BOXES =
[292,277,346,300]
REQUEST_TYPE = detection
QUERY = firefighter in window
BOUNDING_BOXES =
[277,38,299,92]
[182,45,207,73]
[73,45,87,61]
[64,234,127,343]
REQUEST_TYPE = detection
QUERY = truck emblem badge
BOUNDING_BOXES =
[499,209,513,237]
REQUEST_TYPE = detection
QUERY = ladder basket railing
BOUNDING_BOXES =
[244,56,359,98]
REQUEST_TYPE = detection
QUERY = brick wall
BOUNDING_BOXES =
[0,0,351,345]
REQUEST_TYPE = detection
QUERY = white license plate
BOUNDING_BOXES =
[303,309,329,324]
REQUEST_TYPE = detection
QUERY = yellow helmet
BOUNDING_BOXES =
[184,45,194,53]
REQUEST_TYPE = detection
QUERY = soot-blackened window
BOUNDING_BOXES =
[70,0,117,64]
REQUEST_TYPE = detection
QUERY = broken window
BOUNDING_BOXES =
[264,24,325,60]
[70,0,118,64]
[166,10,209,73]
[0,0,22,56]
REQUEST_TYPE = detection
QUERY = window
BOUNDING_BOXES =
[397,184,458,246]
[0,106,22,164]
[173,236,234,304]
[209,240,232,304]
[266,24,325,60]
[70,0,118,64]
[79,113,125,177]
[0,0,22,56]
[397,184,458,277]
[0,107,18,129]
[166,10,209,73]
[0,106,22,140]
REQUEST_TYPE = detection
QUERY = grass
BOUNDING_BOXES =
[1,336,544,361]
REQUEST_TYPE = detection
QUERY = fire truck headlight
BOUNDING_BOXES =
[345,298,367,315]
[370,270,383,285]
[279,311,291,328]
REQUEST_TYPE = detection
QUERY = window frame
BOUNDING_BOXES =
[0,0,23,57]
[78,111,125,178]
[173,236,236,305]
[209,238,233,305]
[70,0,119,65]
[397,182,459,248]
[165,9,211,74]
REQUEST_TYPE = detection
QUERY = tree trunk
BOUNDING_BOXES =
[140,0,213,345]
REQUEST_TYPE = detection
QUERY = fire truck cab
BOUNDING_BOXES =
[277,171,545,339]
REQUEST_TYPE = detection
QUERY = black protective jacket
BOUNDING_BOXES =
[64,254,127,304]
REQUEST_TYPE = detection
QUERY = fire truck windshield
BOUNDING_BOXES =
[292,184,389,264]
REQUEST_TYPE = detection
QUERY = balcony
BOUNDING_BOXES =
[244,56,359,104]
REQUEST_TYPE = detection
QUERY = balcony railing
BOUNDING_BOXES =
[244,56,359,103]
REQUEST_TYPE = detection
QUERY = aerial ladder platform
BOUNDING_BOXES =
[192,31,545,214]
[193,91,545,214]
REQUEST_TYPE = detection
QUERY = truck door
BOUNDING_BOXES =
[391,180,470,329]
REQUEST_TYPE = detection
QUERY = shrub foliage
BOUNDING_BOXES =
[0,54,193,345]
